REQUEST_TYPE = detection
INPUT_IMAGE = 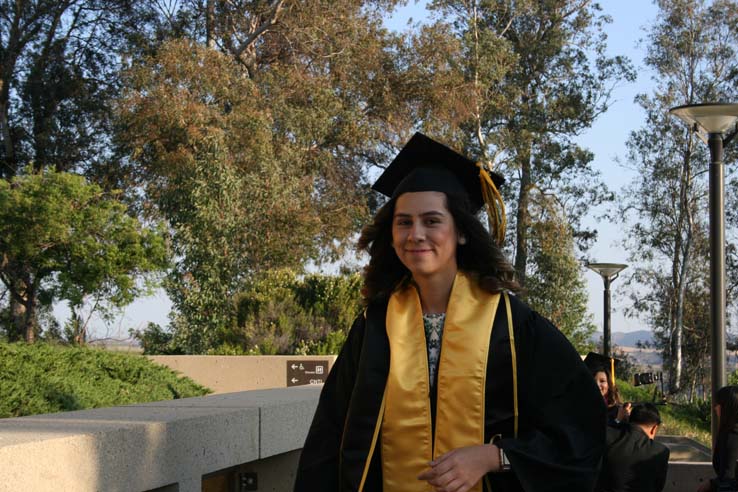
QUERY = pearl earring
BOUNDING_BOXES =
[458,236,467,245]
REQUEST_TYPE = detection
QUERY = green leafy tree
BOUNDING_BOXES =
[134,270,363,355]
[0,0,172,178]
[620,0,738,393]
[0,1,196,335]
[231,270,363,355]
[0,170,169,342]
[117,0,413,352]
[525,205,596,352]
[117,39,346,350]
[417,0,633,263]
[403,0,632,336]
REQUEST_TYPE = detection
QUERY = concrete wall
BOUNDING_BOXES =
[664,462,715,492]
[0,386,321,492]
[657,435,714,492]
[148,355,337,393]
[0,381,720,492]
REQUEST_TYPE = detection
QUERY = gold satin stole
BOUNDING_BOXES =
[380,272,499,492]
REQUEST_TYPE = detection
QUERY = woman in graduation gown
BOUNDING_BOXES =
[294,133,606,492]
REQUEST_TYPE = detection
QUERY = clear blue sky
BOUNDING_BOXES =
[72,0,662,340]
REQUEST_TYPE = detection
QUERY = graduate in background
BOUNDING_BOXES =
[584,353,631,427]
[698,385,738,492]
[294,133,606,492]
[595,403,670,492]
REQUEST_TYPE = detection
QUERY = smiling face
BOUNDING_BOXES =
[391,191,460,282]
[594,371,609,399]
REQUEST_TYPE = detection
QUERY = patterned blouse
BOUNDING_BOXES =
[422,312,446,391]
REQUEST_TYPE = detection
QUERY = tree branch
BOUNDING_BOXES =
[232,0,287,58]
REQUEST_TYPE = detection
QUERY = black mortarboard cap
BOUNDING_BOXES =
[372,132,508,244]
[372,132,505,213]
[583,352,622,379]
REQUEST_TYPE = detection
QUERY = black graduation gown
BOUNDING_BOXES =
[595,423,670,492]
[712,427,738,490]
[294,293,606,492]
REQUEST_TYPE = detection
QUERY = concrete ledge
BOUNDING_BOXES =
[657,435,713,492]
[664,462,714,492]
[658,434,711,462]
[148,355,337,393]
[1,389,717,492]
[0,385,321,492]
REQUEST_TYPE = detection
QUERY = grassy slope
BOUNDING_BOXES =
[618,379,711,446]
[0,342,210,418]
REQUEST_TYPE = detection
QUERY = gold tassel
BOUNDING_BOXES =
[476,162,506,245]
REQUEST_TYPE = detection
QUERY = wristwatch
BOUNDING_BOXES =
[490,434,512,472]
[500,448,512,471]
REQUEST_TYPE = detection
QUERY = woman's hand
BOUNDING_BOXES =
[616,402,632,422]
[417,444,499,492]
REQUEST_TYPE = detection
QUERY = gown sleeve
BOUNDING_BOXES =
[293,313,366,492]
[653,443,671,492]
[496,299,607,492]
[715,431,738,484]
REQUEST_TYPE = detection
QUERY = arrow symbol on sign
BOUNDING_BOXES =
[291,378,298,383]
[291,364,298,369]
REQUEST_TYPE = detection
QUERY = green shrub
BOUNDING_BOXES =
[295,330,348,356]
[130,322,182,355]
[0,342,210,418]
[230,269,362,355]
[134,269,363,355]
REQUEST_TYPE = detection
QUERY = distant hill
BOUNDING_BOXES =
[590,330,653,348]
[613,330,654,347]
[588,330,658,369]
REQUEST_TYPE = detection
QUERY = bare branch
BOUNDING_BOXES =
[232,0,287,58]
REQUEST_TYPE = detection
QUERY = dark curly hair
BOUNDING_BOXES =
[357,191,520,303]
[716,386,738,441]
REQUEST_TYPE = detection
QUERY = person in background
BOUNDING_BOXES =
[698,385,738,492]
[592,366,631,426]
[293,132,605,492]
[596,403,670,492]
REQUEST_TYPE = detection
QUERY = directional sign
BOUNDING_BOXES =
[287,360,329,387]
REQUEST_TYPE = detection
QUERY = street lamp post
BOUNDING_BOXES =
[586,263,628,359]
[669,102,738,440]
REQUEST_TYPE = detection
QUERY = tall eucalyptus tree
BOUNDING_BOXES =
[620,0,738,392]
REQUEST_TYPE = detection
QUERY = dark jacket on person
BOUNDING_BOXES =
[595,422,670,492]
[294,290,606,492]
[711,427,738,491]
[607,404,621,427]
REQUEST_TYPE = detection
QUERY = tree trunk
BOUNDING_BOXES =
[205,0,216,49]
[1,35,23,179]
[23,296,36,343]
[671,148,695,393]
[8,276,39,343]
[672,244,690,393]
[9,295,25,342]
[514,144,532,289]
[70,306,86,346]
[0,98,15,178]
[20,279,38,343]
